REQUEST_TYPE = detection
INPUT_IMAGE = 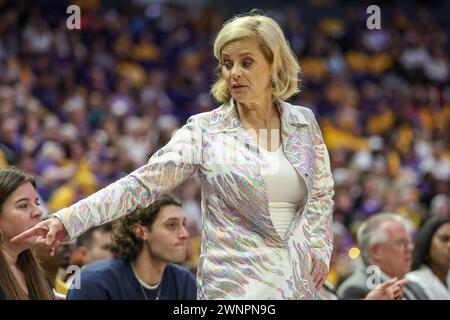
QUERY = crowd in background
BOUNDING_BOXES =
[0,0,449,291]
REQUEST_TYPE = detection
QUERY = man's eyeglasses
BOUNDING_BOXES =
[392,239,414,249]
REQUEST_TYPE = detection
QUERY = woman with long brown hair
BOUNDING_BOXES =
[0,167,53,299]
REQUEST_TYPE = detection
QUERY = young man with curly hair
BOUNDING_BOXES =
[67,194,196,300]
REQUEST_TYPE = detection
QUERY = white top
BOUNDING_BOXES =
[260,146,308,238]
[406,265,450,300]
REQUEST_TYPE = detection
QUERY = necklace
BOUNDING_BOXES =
[138,281,162,300]
[132,264,163,300]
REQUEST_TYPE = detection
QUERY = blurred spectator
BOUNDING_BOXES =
[406,217,450,299]
[0,117,22,165]
[419,140,450,181]
[430,194,450,219]
[325,222,355,288]
[337,213,429,300]
[70,224,113,268]
[119,116,153,167]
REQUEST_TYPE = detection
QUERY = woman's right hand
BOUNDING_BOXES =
[10,217,68,255]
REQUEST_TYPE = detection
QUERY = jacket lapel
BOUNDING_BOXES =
[207,99,315,242]
[277,101,315,240]
[208,100,281,242]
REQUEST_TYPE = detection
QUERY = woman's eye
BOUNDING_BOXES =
[223,62,232,70]
[20,204,29,209]
[242,60,253,68]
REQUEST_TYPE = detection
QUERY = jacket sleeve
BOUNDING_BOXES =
[305,109,334,270]
[54,117,203,239]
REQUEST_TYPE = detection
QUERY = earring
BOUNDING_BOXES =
[0,228,3,242]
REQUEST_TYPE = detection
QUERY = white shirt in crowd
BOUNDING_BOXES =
[406,265,450,300]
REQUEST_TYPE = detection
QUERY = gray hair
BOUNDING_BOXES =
[357,213,412,265]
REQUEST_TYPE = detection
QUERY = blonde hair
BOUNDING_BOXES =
[211,11,301,103]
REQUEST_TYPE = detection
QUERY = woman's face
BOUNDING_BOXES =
[0,182,43,242]
[429,223,450,270]
[221,37,273,105]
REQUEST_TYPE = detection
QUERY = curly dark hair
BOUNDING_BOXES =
[411,217,450,270]
[111,194,182,262]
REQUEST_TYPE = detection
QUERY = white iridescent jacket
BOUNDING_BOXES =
[55,99,334,299]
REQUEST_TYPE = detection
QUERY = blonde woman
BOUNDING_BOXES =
[13,11,334,299]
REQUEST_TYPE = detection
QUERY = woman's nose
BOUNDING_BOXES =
[231,65,241,79]
[32,206,43,219]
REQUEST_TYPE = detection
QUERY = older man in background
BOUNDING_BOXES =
[337,213,429,300]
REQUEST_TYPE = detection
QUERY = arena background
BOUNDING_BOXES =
[0,0,448,295]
